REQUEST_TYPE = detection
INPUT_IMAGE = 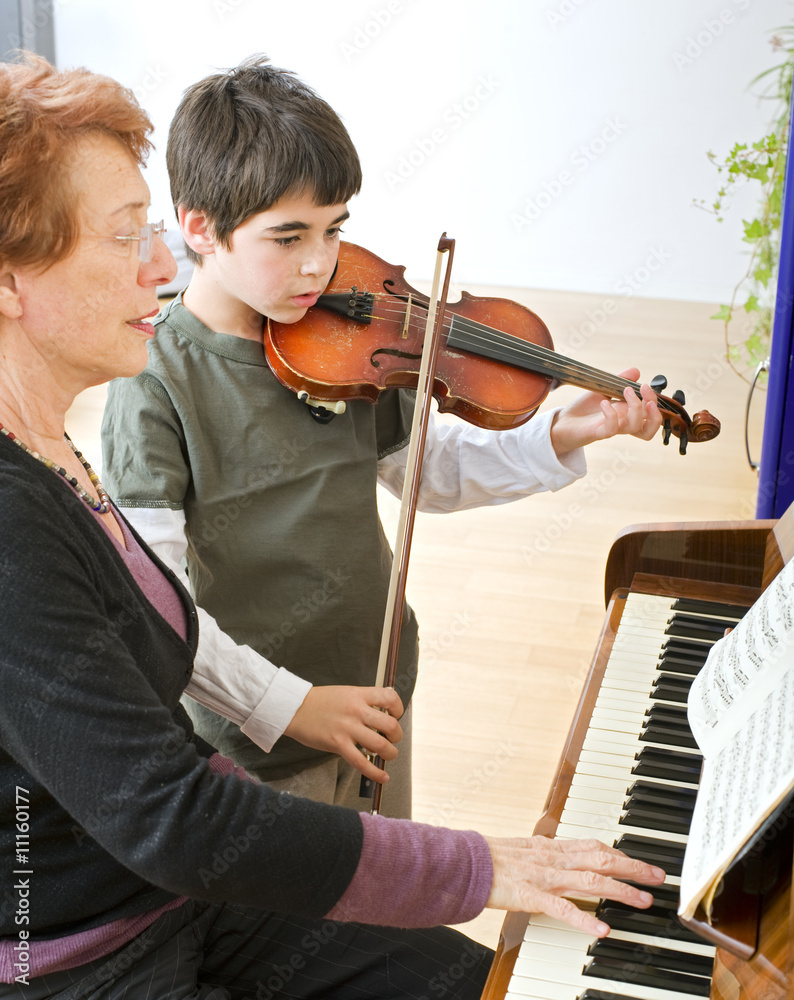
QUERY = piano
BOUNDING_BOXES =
[481,504,794,1000]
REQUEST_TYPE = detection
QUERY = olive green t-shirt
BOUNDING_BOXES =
[102,294,417,777]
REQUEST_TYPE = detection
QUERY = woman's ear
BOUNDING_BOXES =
[178,206,218,258]
[0,268,23,320]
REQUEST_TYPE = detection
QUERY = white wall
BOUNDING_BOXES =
[53,0,789,302]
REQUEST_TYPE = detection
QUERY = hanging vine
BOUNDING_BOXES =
[697,25,793,384]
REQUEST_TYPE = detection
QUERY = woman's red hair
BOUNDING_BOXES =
[0,53,153,271]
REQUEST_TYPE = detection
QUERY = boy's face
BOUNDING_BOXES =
[209,191,349,324]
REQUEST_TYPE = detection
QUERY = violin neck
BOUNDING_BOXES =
[446,314,640,401]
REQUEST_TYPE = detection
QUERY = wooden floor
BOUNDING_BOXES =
[66,286,763,948]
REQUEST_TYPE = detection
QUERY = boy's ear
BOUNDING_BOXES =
[0,268,23,320]
[179,206,218,257]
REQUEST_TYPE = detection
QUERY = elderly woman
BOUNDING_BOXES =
[0,54,664,1000]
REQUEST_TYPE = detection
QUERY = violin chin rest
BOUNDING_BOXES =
[296,390,347,415]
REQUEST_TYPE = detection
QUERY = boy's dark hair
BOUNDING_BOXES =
[167,55,362,265]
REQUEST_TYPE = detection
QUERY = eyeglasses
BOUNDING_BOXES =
[113,220,166,262]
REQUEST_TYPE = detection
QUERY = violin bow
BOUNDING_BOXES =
[366,234,456,815]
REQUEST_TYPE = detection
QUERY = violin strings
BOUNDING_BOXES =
[356,294,676,412]
[366,296,630,391]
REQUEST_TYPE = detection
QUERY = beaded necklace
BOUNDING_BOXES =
[0,422,111,514]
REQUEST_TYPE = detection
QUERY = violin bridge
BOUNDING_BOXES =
[401,294,412,340]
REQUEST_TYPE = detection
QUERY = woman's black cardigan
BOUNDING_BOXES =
[0,433,361,939]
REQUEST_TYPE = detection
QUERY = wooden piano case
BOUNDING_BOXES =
[481,506,794,1000]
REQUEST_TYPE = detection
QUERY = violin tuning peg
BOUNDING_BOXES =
[679,432,688,456]
[662,419,672,446]
[651,374,668,393]
[673,389,686,406]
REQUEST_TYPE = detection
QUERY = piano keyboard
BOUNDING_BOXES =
[501,590,749,1000]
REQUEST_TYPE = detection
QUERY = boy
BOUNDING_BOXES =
[101,55,660,818]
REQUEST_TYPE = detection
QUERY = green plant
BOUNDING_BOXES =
[698,25,793,383]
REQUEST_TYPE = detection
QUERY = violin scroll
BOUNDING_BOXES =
[652,376,720,455]
[690,410,722,442]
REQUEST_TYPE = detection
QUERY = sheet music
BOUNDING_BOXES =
[679,558,794,920]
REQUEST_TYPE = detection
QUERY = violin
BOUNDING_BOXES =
[266,241,721,454]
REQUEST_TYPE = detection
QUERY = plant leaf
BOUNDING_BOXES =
[711,304,733,322]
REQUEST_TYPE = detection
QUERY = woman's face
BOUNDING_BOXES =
[11,131,177,392]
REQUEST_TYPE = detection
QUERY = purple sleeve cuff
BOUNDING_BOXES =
[325,812,493,928]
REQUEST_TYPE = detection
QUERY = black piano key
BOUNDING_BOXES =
[626,780,699,807]
[653,670,694,691]
[631,760,701,784]
[583,956,711,996]
[620,806,691,836]
[624,786,695,814]
[614,832,687,855]
[665,624,731,643]
[587,939,714,977]
[649,682,689,704]
[619,851,683,876]
[577,992,651,1000]
[594,908,705,946]
[643,718,693,739]
[671,597,748,619]
[662,636,712,658]
[667,612,738,635]
[657,654,706,676]
[598,895,680,921]
[645,703,689,724]
[640,722,699,749]
[630,761,699,784]
[635,746,702,767]
[614,834,685,874]
[623,790,695,821]
[618,880,681,907]
[611,892,679,914]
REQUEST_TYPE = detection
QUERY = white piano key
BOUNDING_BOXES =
[596,675,659,695]
[594,692,659,713]
[581,739,699,768]
[523,913,715,957]
[508,960,699,1000]
[584,728,687,754]
[589,704,646,726]
[556,817,689,846]
[566,775,691,806]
